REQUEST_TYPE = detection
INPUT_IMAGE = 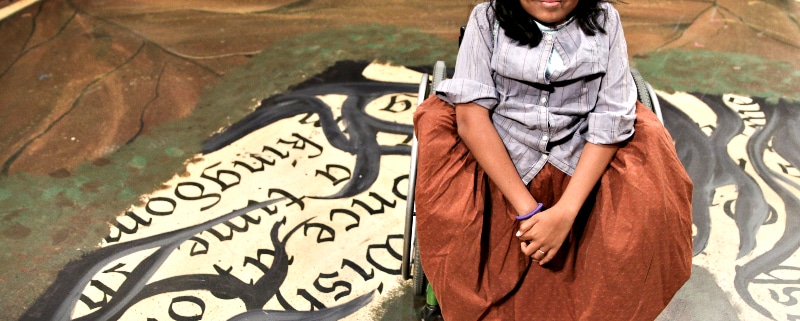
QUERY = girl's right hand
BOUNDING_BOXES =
[516,203,577,265]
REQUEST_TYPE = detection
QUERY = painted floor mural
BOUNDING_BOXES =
[1,0,800,320]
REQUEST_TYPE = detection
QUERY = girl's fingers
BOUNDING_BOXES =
[531,247,547,262]
[538,249,557,265]
[516,217,538,239]
[520,242,531,257]
[520,241,539,257]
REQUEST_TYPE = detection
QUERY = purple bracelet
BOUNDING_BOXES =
[515,203,544,221]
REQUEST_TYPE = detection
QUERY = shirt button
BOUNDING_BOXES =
[542,135,549,141]
[540,97,547,104]
[541,154,548,160]
[545,34,553,41]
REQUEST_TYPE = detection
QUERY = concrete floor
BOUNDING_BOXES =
[1,0,799,320]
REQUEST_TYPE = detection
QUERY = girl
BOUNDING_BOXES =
[412,0,694,320]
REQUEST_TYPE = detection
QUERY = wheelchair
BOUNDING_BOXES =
[400,60,664,308]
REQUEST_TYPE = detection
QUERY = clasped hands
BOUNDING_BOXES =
[516,203,576,265]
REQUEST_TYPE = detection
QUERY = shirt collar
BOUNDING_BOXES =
[535,16,575,33]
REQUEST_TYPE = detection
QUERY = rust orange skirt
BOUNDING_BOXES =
[413,96,693,320]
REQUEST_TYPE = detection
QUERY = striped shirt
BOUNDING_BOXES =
[436,2,636,184]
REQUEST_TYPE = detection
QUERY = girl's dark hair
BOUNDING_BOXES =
[490,0,612,47]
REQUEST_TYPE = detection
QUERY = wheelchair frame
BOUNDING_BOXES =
[400,61,663,296]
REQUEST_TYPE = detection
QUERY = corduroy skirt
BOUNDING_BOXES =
[413,96,693,320]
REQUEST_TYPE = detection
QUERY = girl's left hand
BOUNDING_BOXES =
[516,204,577,265]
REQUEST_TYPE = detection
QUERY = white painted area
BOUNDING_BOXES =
[85,63,420,320]
[656,90,718,136]
[0,0,40,21]
[362,62,423,84]
[665,91,800,321]
[317,94,348,134]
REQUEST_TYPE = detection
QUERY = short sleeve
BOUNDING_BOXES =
[585,4,637,145]
[435,3,498,110]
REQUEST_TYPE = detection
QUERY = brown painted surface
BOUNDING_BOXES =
[1,0,798,175]
[0,0,486,175]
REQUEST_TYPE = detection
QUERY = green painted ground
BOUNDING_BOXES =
[634,49,800,103]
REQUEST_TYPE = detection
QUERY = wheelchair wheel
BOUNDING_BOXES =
[630,68,652,112]
[630,67,664,124]
[412,237,427,296]
[431,61,447,95]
